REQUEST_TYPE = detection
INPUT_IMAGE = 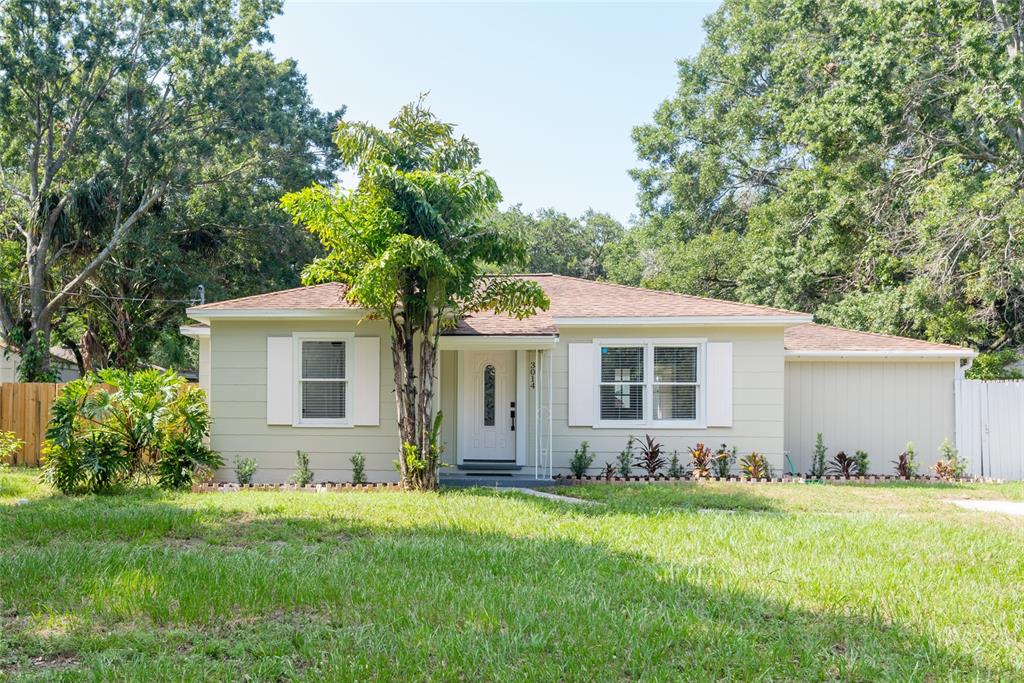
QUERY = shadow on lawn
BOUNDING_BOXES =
[0,491,1013,680]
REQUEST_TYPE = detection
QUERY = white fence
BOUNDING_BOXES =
[955,380,1024,479]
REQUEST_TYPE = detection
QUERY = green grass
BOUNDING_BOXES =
[1,468,1023,681]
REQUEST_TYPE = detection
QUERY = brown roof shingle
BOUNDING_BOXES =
[190,283,356,311]
[784,323,974,355]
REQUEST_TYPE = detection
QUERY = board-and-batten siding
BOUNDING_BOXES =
[209,319,396,483]
[784,359,958,474]
[552,326,787,475]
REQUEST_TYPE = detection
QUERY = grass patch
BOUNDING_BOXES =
[1,468,1023,680]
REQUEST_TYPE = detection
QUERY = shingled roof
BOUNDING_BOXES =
[784,323,975,356]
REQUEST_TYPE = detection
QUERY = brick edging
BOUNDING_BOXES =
[553,474,1005,486]
[191,482,403,493]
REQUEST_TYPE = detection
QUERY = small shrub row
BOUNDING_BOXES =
[573,435,761,480]
[812,433,966,480]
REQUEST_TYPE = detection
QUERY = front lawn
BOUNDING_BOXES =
[1,469,1022,680]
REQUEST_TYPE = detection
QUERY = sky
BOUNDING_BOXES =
[269,1,720,225]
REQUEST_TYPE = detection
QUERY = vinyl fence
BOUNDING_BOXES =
[955,379,1024,480]
[0,382,64,466]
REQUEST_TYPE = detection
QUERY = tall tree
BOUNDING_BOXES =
[495,206,625,279]
[630,0,1024,352]
[0,0,330,379]
[282,99,548,490]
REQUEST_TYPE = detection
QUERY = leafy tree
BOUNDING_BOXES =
[965,350,1024,380]
[0,0,339,379]
[282,99,549,490]
[630,0,1024,351]
[496,206,625,279]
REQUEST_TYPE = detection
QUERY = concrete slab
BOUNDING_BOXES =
[946,499,1024,516]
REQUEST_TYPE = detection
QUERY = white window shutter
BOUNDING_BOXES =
[567,343,595,426]
[353,337,380,426]
[706,342,733,427]
[266,337,294,425]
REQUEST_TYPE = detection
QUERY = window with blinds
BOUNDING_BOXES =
[300,340,347,420]
[597,342,701,424]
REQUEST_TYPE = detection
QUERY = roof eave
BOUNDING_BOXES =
[553,315,813,327]
[785,349,977,360]
[186,308,366,323]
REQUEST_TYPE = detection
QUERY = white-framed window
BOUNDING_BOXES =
[594,339,704,428]
[293,332,353,426]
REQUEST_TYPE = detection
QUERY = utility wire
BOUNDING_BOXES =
[9,282,200,305]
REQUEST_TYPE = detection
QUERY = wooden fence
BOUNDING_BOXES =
[0,382,65,466]
[956,379,1024,480]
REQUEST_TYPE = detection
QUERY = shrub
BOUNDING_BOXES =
[933,439,966,480]
[0,431,22,465]
[41,369,215,494]
[893,442,918,478]
[739,452,772,479]
[809,433,827,478]
[568,441,595,478]
[666,451,685,478]
[289,451,315,486]
[826,451,857,478]
[633,435,666,476]
[351,453,367,485]
[234,457,258,485]
[616,439,634,478]
[712,444,736,478]
[854,450,870,477]
[688,442,715,478]
[599,462,617,480]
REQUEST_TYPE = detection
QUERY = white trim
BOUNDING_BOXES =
[515,350,526,466]
[439,335,558,350]
[179,324,210,338]
[292,331,354,428]
[555,315,811,327]
[785,350,976,360]
[591,338,707,430]
[188,309,365,323]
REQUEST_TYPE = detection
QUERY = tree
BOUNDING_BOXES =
[0,0,335,379]
[282,99,549,490]
[630,0,1024,351]
[495,206,625,279]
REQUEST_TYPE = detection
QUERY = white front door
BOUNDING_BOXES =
[459,350,516,461]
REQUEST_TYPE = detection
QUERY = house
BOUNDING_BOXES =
[0,341,81,383]
[180,275,977,483]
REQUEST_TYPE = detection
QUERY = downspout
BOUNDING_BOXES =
[548,348,553,480]
[534,349,540,481]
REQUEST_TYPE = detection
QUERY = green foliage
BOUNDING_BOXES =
[0,431,22,465]
[351,453,367,485]
[666,452,685,478]
[739,452,772,480]
[282,99,547,490]
[234,457,259,486]
[966,351,1024,380]
[625,0,1024,352]
[712,444,736,479]
[288,451,314,487]
[894,443,919,479]
[41,369,215,494]
[934,439,967,481]
[568,442,595,479]
[809,433,827,478]
[854,450,870,477]
[617,440,634,478]
[633,435,666,476]
[493,206,624,279]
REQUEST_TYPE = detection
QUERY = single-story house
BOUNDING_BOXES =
[181,274,977,483]
[0,341,81,383]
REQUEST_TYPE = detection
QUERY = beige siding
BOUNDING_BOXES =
[209,319,398,483]
[549,326,787,475]
[784,359,958,474]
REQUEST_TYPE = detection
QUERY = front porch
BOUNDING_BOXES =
[436,335,558,484]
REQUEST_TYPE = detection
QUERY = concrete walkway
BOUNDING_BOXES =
[506,487,601,505]
[946,499,1024,516]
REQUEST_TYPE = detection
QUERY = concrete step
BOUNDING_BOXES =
[440,474,554,489]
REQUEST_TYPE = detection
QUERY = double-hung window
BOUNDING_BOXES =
[296,334,352,425]
[596,340,703,427]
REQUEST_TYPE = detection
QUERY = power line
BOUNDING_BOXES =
[9,282,200,305]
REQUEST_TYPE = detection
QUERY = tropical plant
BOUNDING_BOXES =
[893,443,919,479]
[854,450,870,477]
[712,444,736,478]
[617,440,634,478]
[666,451,685,478]
[351,453,367,485]
[282,99,548,490]
[809,433,827,478]
[688,442,715,479]
[41,369,215,494]
[569,442,595,479]
[739,452,772,480]
[234,457,258,486]
[0,431,22,465]
[599,462,618,481]
[633,435,666,476]
[826,451,857,478]
[933,439,966,481]
[289,451,314,487]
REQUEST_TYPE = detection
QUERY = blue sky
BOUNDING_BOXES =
[270,2,719,224]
